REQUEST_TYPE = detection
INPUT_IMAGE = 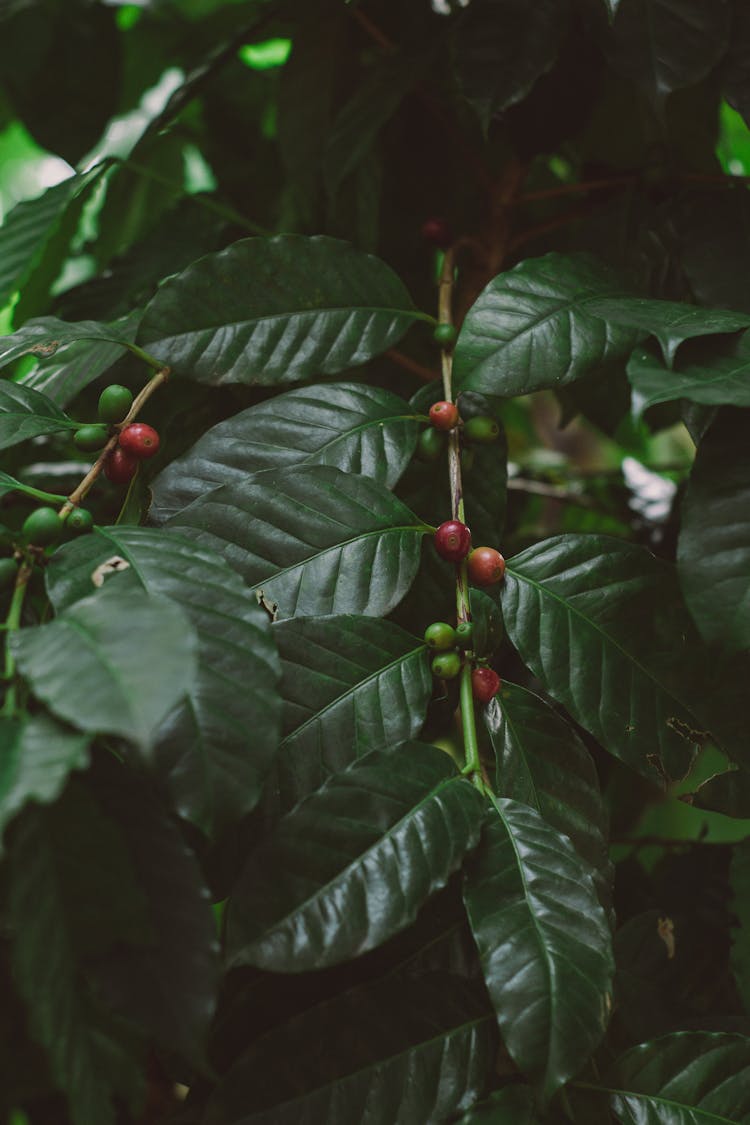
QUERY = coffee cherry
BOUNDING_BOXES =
[119,423,160,459]
[434,520,472,562]
[471,666,501,704]
[455,621,474,648]
[424,622,457,651]
[22,507,63,546]
[467,547,505,586]
[433,324,458,348]
[429,401,459,431]
[0,558,18,589]
[464,415,500,445]
[431,650,462,679]
[67,508,94,534]
[416,428,446,463]
[98,384,133,424]
[74,424,110,452]
[104,447,139,484]
[420,217,452,248]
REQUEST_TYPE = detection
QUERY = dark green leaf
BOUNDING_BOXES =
[589,297,750,368]
[0,713,89,849]
[694,766,750,817]
[165,465,429,620]
[487,681,612,911]
[0,316,133,370]
[598,1031,750,1123]
[150,382,420,521]
[500,535,721,784]
[453,0,568,133]
[46,527,281,836]
[463,799,614,1101]
[0,381,76,451]
[628,337,750,415]
[272,615,432,810]
[138,235,426,385]
[0,470,66,503]
[678,409,750,651]
[453,253,639,397]
[11,584,198,756]
[724,4,750,128]
[456,1085,541,1124]
[227,745,485,971]
[730,840,750,1017]
[204,973,495,1124]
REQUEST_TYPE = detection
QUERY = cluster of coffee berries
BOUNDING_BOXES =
[424,618,501,702]
[73,384,160,486]
[19,502,94,549]
[433,520,506,587]
[416,398,500,464]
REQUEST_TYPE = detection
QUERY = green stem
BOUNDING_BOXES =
[1,561,32,717]
[16,484,69,505]
[459,661,482,785]
[123,341,169,372]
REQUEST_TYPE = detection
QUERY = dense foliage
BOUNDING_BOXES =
[1,0,750,1122]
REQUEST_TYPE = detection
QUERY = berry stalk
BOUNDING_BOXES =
[1,560,33,718]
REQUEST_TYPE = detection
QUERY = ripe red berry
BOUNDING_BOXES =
[434,520,472,562]
[429,401,460,431]
[421,217,452,248]
[467,547,506,586]
[118,423,160,459]
[105,447,139,485]
[471,667,501,704]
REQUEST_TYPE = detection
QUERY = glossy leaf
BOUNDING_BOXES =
[453,253,639,397]
[271,615,432,810]
[678,409,750,651]
[0,380,77,450]
[150,382,420,521]
[165,464,429,620]
[730,840,750,1017]
[0,316,132,370]
[11,583,198,756]
[599,1031,750,1123]
[486,681,612,910]
[589,297,750,368]
[227,745,486,971]
[463,799,614,1101]
[138,235,425,385]
[46,527,281,836]
[456,1085,541,1124]
[628,337,750,415]
[501,535,720,784]
[203,972,495,1125]
[0,713,89,849]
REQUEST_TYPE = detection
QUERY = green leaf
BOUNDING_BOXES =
[204,973,495,1124]
[0,470,66,504]
[7,785,147,1125]
[165,465,429,620]
[501,535,720,784]
[486,681,612,911]
[0,380,77,451]
[11,583,198,756]
[456,1085,541,1124]
[271,615,432,810]
[0,316,133,370]
[0,713,89,849]
[453,0,568,133]
[150,382,420,521]
[730,840,750,1017]
[678,410,750,651]
[604,0,731,101]
[453,254,639,397]
[597,1031,750,1123]
[45,527,281,836]
[627,337,750,415]
[227,745,485,972]
[463,799,614,1101]
[589,297,750,368]
[138,235,426,385]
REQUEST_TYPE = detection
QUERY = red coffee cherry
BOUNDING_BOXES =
[467,547,506,586]
[429,401,460,431]
[434,520,472,562]
[421,217,452,248]
[105,447,139,484]
[118,423,160,459]
[471,667,501,704]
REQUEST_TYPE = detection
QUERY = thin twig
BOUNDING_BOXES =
[386,348,439,382]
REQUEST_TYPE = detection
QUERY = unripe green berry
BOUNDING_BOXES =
[74,424,109,452]
[455,621,474,648]
[431,650,462,679]
[433,323,458,348]
[464,415,500,445]
[67,508,94,535]
[416,428,446,463]
[424,622,457,651]
[22,507,63,546]
[98,384,133,424]
[0,558,18,589]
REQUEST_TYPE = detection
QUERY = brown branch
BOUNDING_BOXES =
[516,176,636,205]
[507,204,592,255]
[386,348,439,382]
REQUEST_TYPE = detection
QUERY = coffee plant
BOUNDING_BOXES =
[1,0,750,1122]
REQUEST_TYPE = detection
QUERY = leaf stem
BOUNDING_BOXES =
[1,560,32,717]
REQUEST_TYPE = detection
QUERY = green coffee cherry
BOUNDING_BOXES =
[74,424,110,452]
[424,621,457,651]
[433,323,458,348]
[22,507,63,546]
[455,621,474,648]
[67,508,94,534]
[431,650,462,679]
[0,558,18,589]
[464,415,500,444]
[98,384,133,424]
[416,428,446,463]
